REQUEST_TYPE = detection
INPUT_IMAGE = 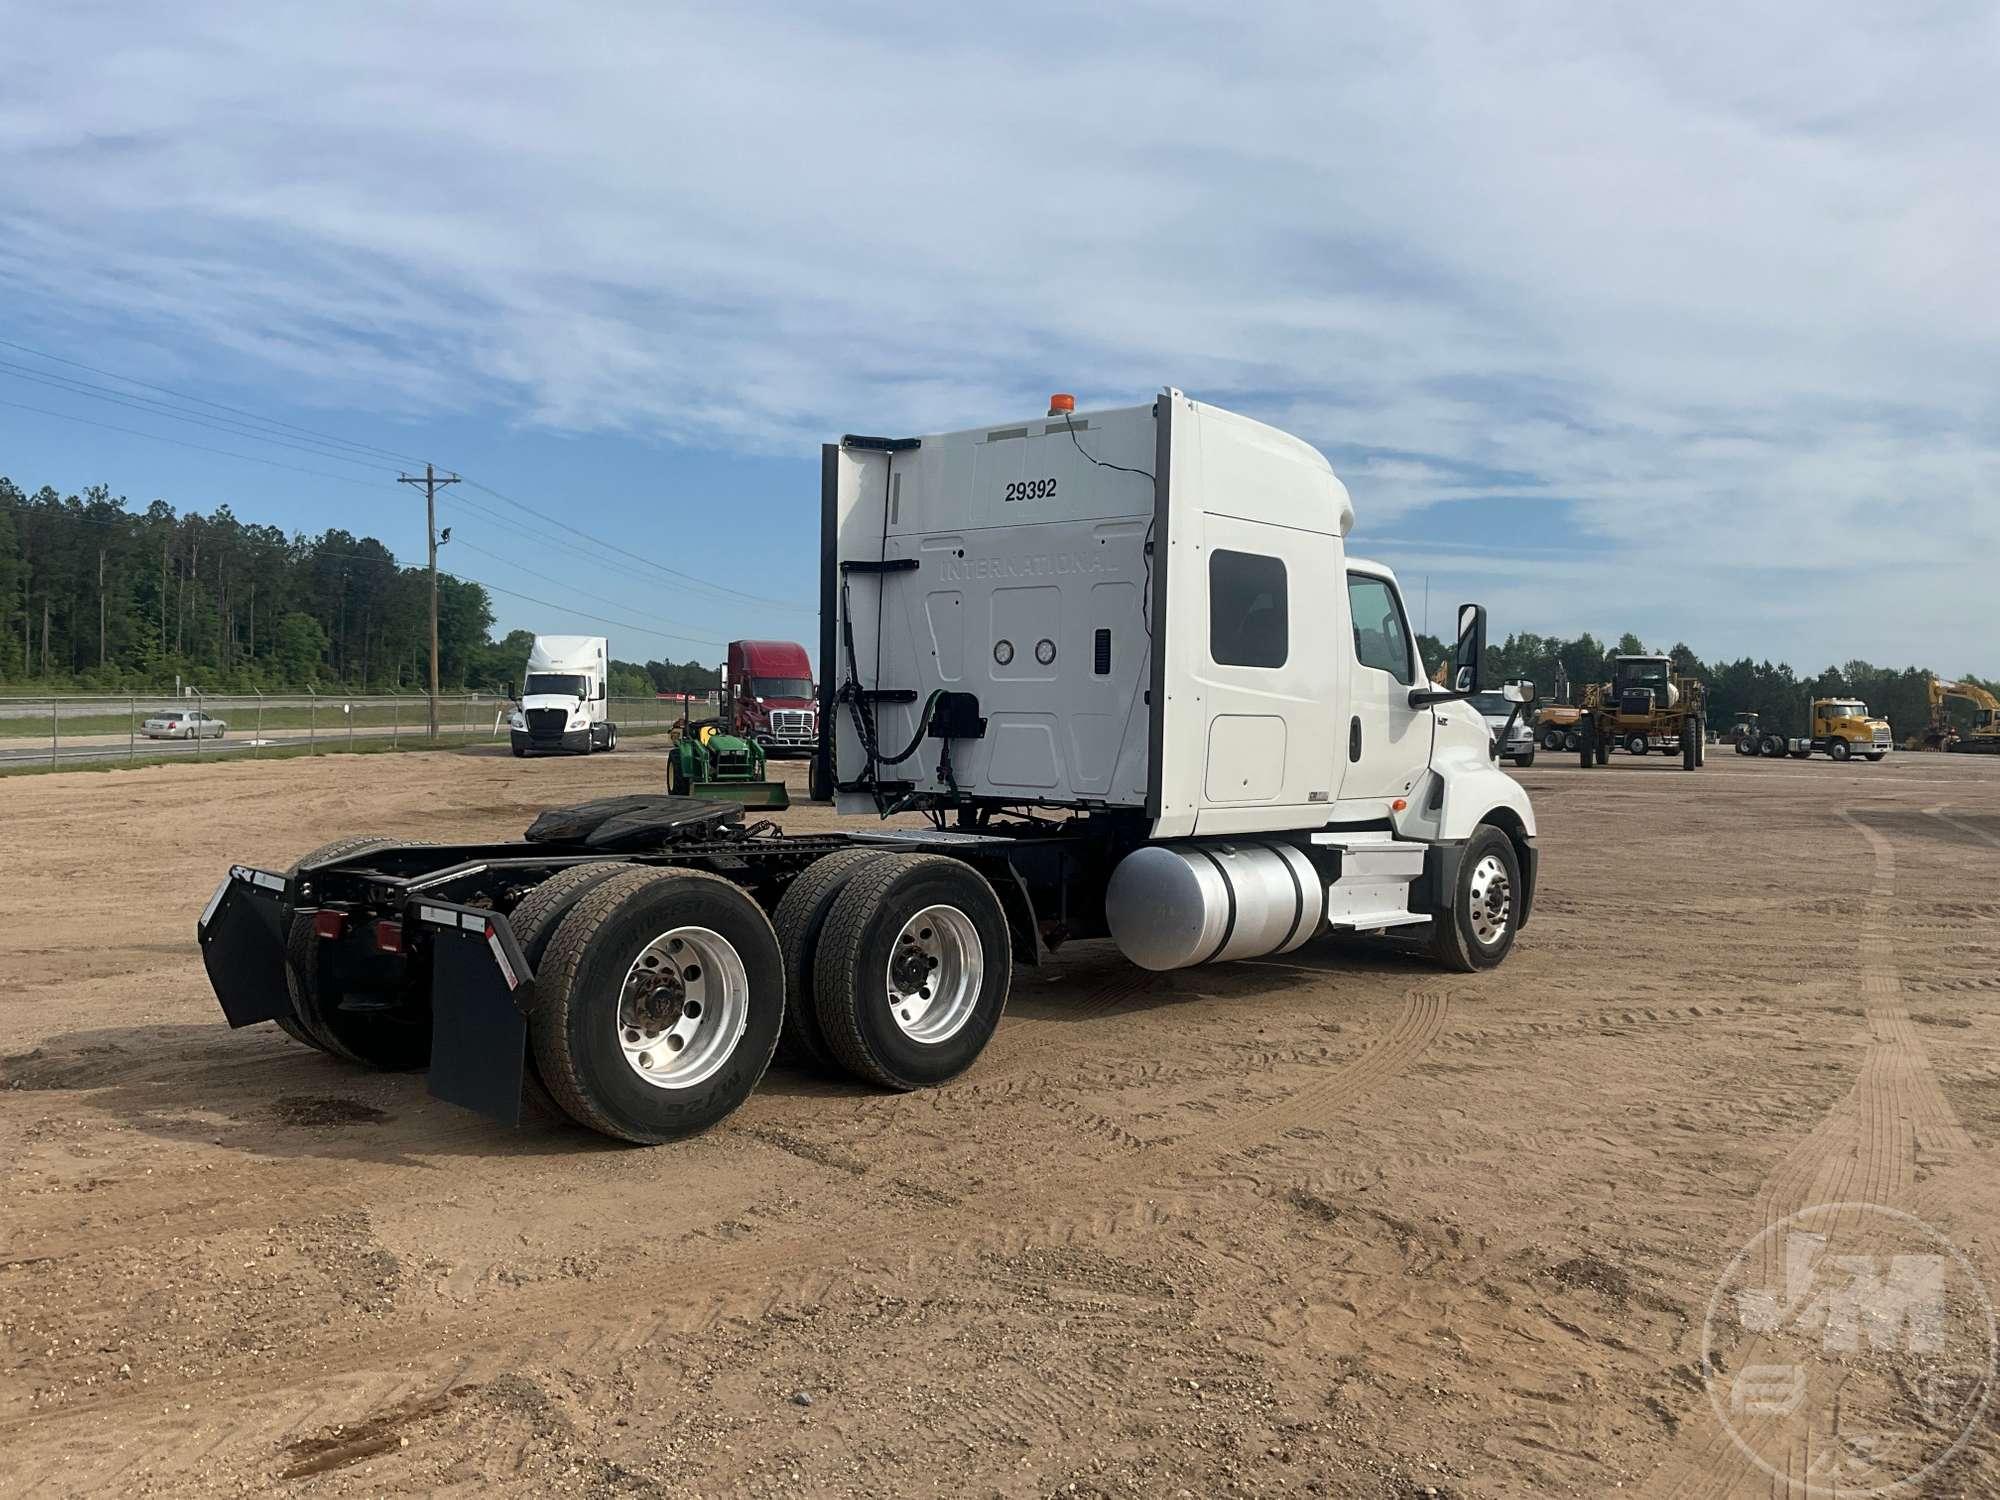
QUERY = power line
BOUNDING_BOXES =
[0,335,430,467]
[458,476,811,612]
[3,336,812,615]
[440,491,756,601]
[456,574,722,649]
[0,486,718,648]
[451,537,727,641]
[0,360,401,473]
[0,397,389,489]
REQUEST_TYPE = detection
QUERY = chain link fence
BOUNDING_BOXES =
[0,691,718,771]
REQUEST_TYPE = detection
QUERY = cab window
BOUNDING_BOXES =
[1209,550,1288,668]
[1346,573,1414,686]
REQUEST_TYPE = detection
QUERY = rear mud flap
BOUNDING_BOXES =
[409,901,534,1128]
[197,867,295,1028]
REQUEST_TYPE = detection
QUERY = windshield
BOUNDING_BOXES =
[525,672,589,698]
[1822,701,1867,718]
[1616,660,1670,692]
[751,677,813,699]
[1467,692,1513,717]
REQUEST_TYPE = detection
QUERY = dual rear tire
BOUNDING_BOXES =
[771,850,1011,1089]
[523,851,1010,1141]
[530,868,782,1144]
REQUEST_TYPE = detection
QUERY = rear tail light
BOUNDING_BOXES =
[372,919,404,954]
[312,911,349,941]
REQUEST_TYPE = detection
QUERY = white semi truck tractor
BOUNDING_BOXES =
[508,634,618,755]
[198,390,1536,1144]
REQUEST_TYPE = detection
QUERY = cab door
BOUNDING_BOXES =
[1337,570,1432,807]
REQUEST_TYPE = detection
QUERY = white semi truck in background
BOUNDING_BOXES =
[199,390,1536,1146]
[508,634,618,755]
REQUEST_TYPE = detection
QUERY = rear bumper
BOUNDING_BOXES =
[196,867,537,1127]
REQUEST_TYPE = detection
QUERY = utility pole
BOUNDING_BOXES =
[398,463,459,738]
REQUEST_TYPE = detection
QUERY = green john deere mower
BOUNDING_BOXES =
[668,721,790,810]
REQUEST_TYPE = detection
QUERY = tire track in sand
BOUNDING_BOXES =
[0,984,1450,1493]
[1637,808,1973,1500]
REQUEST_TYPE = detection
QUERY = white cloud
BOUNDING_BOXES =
[0,0,1994,665]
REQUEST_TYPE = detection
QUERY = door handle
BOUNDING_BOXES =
[1349,716,1362,762]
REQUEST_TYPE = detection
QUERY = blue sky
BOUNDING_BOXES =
[1,2,1994,672]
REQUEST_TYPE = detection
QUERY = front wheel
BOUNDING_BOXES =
[1626,734,1650,755]
[530,868,782,1143]
[1429,827,1520,972]
[1866,752,1886,762]
[1511,749,1535,768]
[813,853,1012,1090]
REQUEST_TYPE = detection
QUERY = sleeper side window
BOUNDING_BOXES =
[1209,550,1288,669]
[1346,573,1415,686]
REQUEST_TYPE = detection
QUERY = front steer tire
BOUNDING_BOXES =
[813,853,1012,1091]
[530,867,782,1144]
[1428,826,1521,973]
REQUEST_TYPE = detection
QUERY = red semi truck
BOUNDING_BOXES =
[725,639,817,754]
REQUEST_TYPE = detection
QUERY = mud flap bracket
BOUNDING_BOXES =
[412,901,535,1128]
[197,867,295,1028]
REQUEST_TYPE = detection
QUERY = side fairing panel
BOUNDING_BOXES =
[1151,395,1352,839]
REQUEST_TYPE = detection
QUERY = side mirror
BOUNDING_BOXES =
[1451,604,1487,694]
[1505,679,1535,704]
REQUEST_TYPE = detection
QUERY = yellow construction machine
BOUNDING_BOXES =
[1924,678,2000,754]
[1573,655,1706,771]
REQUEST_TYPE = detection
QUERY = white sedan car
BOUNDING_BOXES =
[140,708,226,740]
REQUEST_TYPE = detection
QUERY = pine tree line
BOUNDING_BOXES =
[0,477,493,691]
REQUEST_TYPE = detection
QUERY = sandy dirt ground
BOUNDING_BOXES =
[3,743,1999,1497]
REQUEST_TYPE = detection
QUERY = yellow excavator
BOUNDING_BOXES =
[1924,678,2000,753]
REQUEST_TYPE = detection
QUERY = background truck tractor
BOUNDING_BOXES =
[509,635,618,756]
[1573,655,1706,770]
[197,389,1537,1146]
[1469,682,1538,766]
[1752,698,1891,761]
[1923,677,2000,753]
[725,640,818,755]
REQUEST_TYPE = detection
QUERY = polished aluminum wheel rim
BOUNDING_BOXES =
[885,904,983,1044]
[1467,854,1512,946]
[617,925,748,1089]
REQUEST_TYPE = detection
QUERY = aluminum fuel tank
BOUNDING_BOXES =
[1104,839,1325,971]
